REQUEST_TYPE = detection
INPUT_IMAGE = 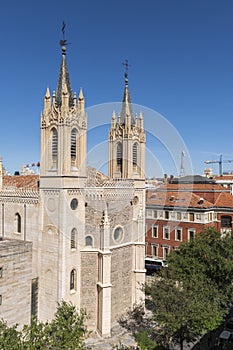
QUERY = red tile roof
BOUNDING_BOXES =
[3,175,39,191]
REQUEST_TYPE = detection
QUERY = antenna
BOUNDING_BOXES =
[179,151,185,177]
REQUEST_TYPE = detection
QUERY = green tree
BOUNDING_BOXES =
[22,319,50,349]
[47,300,88,349]
[0,319,22,350]
[147,228,233,350]
[148,272,222,350]
[0,300,87,350]
[168,228,233,304]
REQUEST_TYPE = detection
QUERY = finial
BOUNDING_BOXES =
[122,59,131,86]
[59,21,70,54]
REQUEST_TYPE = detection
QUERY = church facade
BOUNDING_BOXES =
[0,41,146,336]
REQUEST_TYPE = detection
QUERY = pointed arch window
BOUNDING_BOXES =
[71,128,77,164]
[70,269,77,291]
[117,143,122,172]
[133,142,138,167]
[51,128,58,164]
[15,213,21,233]
[85,236,93,247]
[71,228,77,249]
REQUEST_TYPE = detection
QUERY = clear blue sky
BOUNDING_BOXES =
[1,0,233,177]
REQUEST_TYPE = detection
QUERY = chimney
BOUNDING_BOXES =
[164,174,168,184]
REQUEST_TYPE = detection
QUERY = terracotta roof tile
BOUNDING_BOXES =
[3,175,39,191]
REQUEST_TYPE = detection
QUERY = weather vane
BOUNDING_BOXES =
[60,21,68,47]
[122,59,131,79]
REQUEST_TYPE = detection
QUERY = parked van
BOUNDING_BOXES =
[145,258,166,275]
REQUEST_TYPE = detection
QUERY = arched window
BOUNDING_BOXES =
[71,128,77,164]
[117,143,122,172]
[85,236,93,247]
[70,269,77,291]
[51,128,58,163]
[15,213,21,233]
[71,228,77,249]
[133,142,138,167]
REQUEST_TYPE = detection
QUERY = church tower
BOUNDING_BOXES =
[108,65,146,179]
[39,38,87,321]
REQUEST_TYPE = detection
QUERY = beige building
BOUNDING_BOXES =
[0,239,32,328]
[0,39,146,336]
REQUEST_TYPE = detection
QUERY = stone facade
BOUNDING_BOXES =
[0,40,146,337]
[0,239,32,328]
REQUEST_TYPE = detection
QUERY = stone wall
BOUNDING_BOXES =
[80,250,99,330]
[111,245,133,322]
[0,239,32,328]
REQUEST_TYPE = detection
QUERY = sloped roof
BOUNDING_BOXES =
[3,175,39,191]
[146,190,213,209]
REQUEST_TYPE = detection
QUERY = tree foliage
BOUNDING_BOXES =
[0,300,87,350]
[147,228,233,350]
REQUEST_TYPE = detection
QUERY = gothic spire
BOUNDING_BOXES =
[120,60,135,125]
[55,25,73,108]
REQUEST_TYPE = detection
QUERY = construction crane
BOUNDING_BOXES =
[204,155,233,176]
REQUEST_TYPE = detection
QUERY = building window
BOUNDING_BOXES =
[51,128,58,163]
[152,244,158,257]
[71,228,77,249]
[163,226,170,240]
[189,213,194,222]
[70,269,77,291]
[71,128,77,165]
[70,198,78,210]
[175,227,182,241]
[85,236,93,246]
[31,278,38,320]
[165,211,169,220]
[177,212,181,221]
[0,267,2,278]
[133,142,138,167]
[221,216,232,229]
[117,143,122,172]
[113,226,123,242]
[146,209,152,218]
[15,213,21,233]
[188,229,196,241]
[152,225,158,238]
[153,210,157,219]
[163,246,170,260]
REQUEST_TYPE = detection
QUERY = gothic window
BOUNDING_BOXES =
[70,269,77,291]
[133,142,138,167]
[116,143,122,171]
[51,128,58,163]
[15,213,21,233]
[85,236,93,246]
[71,228,77,249]
[71,128,77,164]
